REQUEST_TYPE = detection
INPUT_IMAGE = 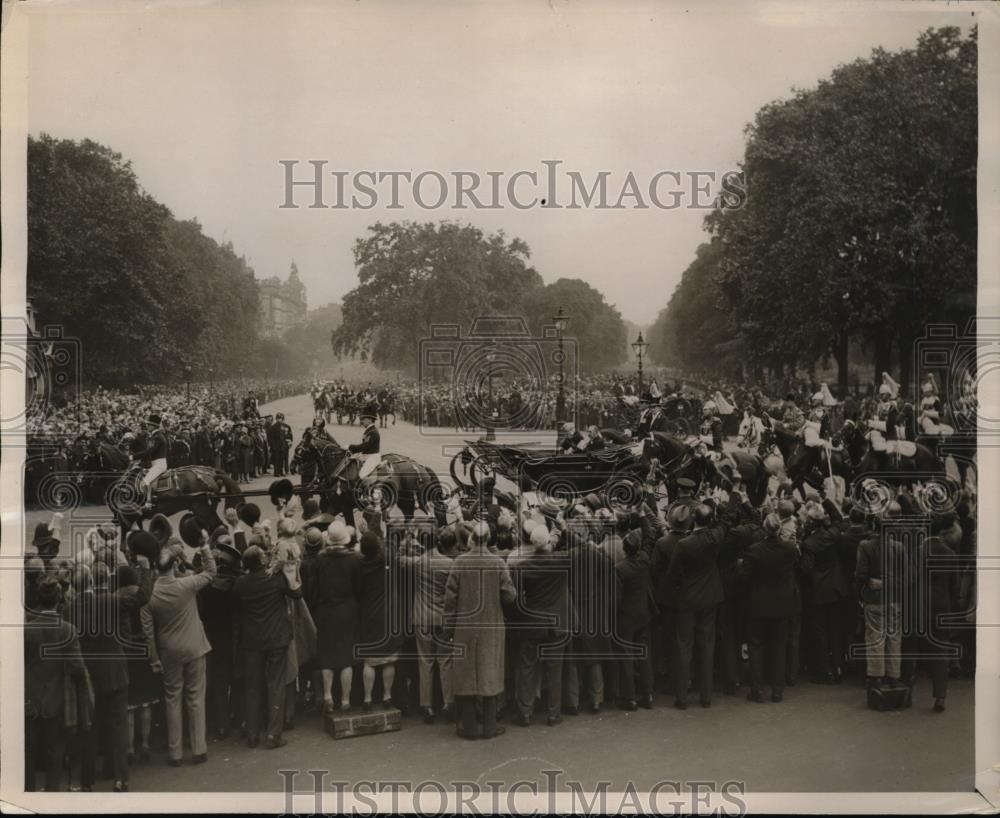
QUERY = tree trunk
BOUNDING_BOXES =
[873,333,892,385]
[897,328,915,398]
[835,332,849,397]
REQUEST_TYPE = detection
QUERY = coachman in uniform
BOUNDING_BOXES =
[137,414,169,509]
[349,409,381,479]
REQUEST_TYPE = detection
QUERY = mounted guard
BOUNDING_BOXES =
[919,373,954,439]
[865,372,915,467]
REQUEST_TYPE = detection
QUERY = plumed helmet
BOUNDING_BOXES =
[703,400,717,414]
[667,504,693,534]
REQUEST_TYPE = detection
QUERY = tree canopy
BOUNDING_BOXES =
[26,134,337,386]
[332,221,627,373]
[652,26,976,392]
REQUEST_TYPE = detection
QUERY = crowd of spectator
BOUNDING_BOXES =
[23,465,977,789]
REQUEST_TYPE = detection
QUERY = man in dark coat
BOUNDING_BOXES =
[68,560,149,792]
[900,528,959,711]
[348,411,381,478]
[740,514,799,702]
[650,504,693,694]
[268,412,294,477]
[25,577,88,792]
[614,531,658,709]
[563,529,618,714]
[800,501,850,683]
[196,523,241,740]
[511,527,576,727]
[231,545,303,749]
[855,505,906,686]
[664,503,729,709]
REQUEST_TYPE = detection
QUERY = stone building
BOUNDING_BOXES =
[258,261,307,338]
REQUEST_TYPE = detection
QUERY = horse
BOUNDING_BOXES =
[290,434,445,523]
[639,432,722,501]
[837,419,944,488]
[758,424,852,499]
[642,431,772,507]
[99,442,243,540]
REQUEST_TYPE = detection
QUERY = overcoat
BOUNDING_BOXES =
[444,548,516,696]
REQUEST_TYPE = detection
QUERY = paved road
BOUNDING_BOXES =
[23,393,976,793]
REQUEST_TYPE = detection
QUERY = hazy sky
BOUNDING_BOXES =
[24,0,977,325]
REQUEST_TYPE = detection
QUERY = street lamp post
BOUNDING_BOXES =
[631,331,648,397]
[208,367,214,393]
[486,349,496,441]
[184,365,192,401]
[552,306,568,429]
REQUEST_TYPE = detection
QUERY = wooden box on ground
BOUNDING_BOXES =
[324,707,402,739]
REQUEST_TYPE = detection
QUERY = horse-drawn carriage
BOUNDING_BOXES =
[449,437,647,506]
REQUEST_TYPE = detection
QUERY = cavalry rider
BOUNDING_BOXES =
[348,408,381,479]
[919,373,954,443]
[801,401,835,481]
[866,372,907,466]
[136,413,169,509]
[698,400,740,481]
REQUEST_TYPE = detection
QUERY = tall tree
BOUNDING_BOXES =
[705,26,976,392]
[332,221,543,370]
[28,134,263,386]
[524,278,628,373]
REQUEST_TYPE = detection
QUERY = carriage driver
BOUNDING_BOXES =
[136,413,168,509]
[349,409,381,478]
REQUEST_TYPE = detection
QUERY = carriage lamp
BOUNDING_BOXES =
[632,331,648,397]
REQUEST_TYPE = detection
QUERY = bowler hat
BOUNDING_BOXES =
[178,513,204,548]
[127,530,161,564]
[149,514,173,546]
[146,414,161,427]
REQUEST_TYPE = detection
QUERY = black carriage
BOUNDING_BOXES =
[450,437,645,505]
